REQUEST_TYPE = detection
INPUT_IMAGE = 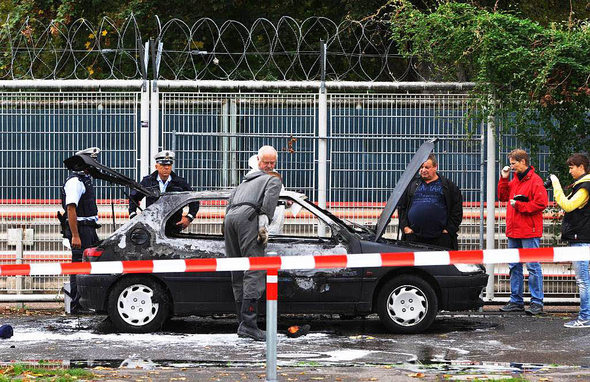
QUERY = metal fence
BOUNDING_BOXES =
[0,85,140,298]
[0,80,576,303]
[0,15,416,82]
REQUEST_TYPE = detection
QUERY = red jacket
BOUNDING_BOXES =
[497,166,548,238]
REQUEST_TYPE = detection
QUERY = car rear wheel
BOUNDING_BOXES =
[377,275,438,334]
[107,276,170,333]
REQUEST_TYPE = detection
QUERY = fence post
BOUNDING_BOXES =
[15,229,23,294]
[139,40,151,179]
[150,39,163,169]
[229,99,238,186]
[265,266,278,382]
[140,81,150,178]
[221,99,230,188]
[317,40,328,236]
[485,104,497,300]
[150,81,160,169]
[7,228,25,294]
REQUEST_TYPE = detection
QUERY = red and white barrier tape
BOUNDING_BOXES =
[0,246,589,277]
[267,269,278,301]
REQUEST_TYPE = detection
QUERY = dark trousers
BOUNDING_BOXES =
[66,224,99,309]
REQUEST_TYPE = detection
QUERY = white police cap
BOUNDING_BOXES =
[155,150,175,164]
[75,147,100,158]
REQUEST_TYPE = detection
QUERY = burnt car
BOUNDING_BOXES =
[69,141,487,334]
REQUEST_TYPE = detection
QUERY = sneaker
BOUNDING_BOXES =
[500,302,525,312]
[525,302,544,316]
[564,318,590,328]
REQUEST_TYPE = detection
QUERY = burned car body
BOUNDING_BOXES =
[73,141,488,334]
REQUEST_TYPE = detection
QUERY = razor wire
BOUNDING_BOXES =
[0,15,423,81]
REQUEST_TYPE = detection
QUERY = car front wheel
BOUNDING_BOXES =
[107,276,170,333]
[377,275,438,334]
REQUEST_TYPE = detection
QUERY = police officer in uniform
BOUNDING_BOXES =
[61,147,101,314]
[224,146,282,341]
[129,150,198,233]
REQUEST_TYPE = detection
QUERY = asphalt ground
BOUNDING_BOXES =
[1,302,590,381]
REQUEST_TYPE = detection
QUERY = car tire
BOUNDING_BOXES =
[107,276,170,333]
[376,275,438,334]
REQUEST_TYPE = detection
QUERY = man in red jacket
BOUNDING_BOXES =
[497,149,548,315]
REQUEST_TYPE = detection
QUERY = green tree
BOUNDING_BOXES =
[390,1,590,175]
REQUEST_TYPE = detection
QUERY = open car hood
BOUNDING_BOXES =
[373,139,437,241]
[63,154,160,198]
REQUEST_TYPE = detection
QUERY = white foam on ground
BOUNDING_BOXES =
[319,349,374,361]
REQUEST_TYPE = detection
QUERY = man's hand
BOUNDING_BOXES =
[442,229,448,234]
[403,226,414,234]
[71,235,82,249]
[257,227,268,246]
[176,216,191,230]
[501,166,511,179]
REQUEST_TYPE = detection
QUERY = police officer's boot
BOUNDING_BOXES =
[237,299,266,341]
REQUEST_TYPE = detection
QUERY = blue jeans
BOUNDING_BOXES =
[508,237,544,306]
[571,243,590,321]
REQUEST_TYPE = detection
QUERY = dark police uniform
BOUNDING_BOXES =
[128,171,199,233]
[61,172,99,312]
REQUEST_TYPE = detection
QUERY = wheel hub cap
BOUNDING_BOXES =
[117,284,159,326]
[387,285,427,326]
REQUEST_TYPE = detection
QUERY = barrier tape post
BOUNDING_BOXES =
[266,265,278,382]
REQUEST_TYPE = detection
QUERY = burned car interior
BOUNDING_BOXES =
[165,195,335,241]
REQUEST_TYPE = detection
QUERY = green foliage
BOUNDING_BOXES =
[0,364,95,381]
[390,1,590,175]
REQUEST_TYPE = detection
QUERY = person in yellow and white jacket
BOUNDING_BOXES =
[549,153,590,328]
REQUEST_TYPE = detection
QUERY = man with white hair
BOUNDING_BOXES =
[224,145,282,341]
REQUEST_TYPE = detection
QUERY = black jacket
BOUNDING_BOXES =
[562,177,590,243]
[398,174,463,249]
[129,171,199,220]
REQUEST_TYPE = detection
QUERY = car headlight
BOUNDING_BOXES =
[454,263,482,273]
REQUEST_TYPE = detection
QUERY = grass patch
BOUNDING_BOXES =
[295,361,321,367]
[0,364,96,381]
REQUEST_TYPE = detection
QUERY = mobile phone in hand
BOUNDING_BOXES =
[513,194,529,202]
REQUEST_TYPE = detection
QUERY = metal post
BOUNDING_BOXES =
[139,41,150,179]
[150,81,160,170]
[317,40,328,237]
[140,82,150,178]
[485,105,497,301]
[229,99,238,186]
[15,228,23,294]
[265,267,278,382]
[221,99,230,188]
[150,39,163,169]
[479,123,485,249]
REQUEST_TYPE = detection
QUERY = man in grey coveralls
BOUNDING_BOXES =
[224,145,282,341]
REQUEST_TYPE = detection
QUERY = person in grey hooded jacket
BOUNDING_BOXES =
[224,145,282,341]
